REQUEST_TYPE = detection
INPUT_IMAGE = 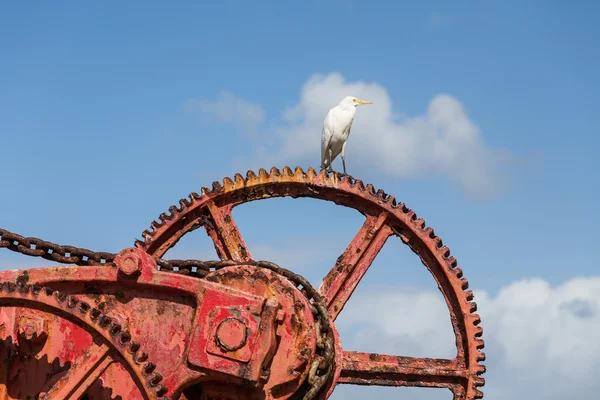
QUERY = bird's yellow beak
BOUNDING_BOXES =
[354,99,372,105]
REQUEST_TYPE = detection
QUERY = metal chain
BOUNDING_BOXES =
[0,227,333,400]
[0,229,114,266]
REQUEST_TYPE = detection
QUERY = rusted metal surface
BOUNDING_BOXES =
[0,166,485,399]
[0,251,328,399]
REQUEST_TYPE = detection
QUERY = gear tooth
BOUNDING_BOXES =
[365,183,376,195]
[318,169,329,179]
[474,326,483,337]
[475,338,484,349]
[150,220,161,230]
[246,170,257,180]
[212,181,223,191]
[472,314,482,326]
[136,351,149,364]
[470,301,478,313]
[376,189,389,201]
[461,278,469,290]
[270,167,281,176]
[401,203,410,213]
[158,213,171,223]
[447,256,458,268]
[168,205,178,215]
[387,195,397,206]
[475,376,485,385]
[465,290,474,301]
[201,186,212,195]
[355,179,365,191]
[178,198,187,211]
[258,168,269,179]
[282,166,293,176]
[345,175,355,186]
[477,352,486,362]
[234,173,245,186]
[415,218,426,230]
[439,245,451,258]
[306,167,317,178]
[190,192,201,200]
[474,388,484,399]
[293,166,305,177]
[6,282,16,293]
[424,226,435,237]
[223,176,234,188]
[134,239,144,248]
[142,229,153,239]
[54,291,67,303]
[454,267,463,278]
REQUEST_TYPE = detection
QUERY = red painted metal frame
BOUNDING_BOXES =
[0,166,485,399]
[0,249,316,399]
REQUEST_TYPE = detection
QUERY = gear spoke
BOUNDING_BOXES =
[339,351,466,389]
[41,343,114,400]
[319,212,392,320]
[204,201,252,262]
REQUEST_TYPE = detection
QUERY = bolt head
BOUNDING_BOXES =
[215,317,248,352]
[120,255,142,276]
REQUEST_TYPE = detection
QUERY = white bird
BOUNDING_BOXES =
[321,96,371,176]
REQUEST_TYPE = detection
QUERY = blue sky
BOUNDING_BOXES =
[1,2,599,399]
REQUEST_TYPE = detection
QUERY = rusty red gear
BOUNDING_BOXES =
[0,280,170,400]
[136,166,486,399]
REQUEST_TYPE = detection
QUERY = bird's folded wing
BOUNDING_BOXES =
[345,117,354,136]
[321,115,334,165]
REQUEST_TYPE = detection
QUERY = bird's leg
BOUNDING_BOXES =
[327,148,334,173]
[341,142,347,176]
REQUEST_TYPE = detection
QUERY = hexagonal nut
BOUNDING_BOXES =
[119,255,142,276]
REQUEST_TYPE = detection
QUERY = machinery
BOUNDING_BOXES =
[0,167,485,399]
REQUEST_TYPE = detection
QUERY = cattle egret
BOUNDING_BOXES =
[321,96,371,176]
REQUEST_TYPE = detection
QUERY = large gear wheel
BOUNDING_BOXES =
[136,167,486,399]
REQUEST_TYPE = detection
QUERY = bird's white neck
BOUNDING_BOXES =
[338,103,357,112]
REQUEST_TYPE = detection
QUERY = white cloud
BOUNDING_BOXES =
[332,276,600,399]
[335,286,456,359]
[183,91,265,133]
[270,72,508,197]
[203,73,510,197]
